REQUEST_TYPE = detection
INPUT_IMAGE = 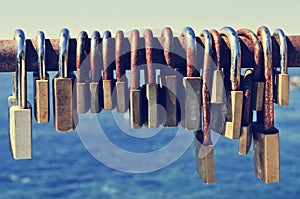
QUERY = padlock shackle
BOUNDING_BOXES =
[144,29,156,84]
[129,29,140,90]
[200,29,213,144]
[14,29,27,109]
[220,27,241,91]
[36,31,46,80]
[58,28,70,78]
[273,29,288,74]
[116,30,125,82]
[103,30,113,81]
[181,27,198,77]
[90,31,101,83]
[237,29,263,81]
[76,31,89,83]
[257,26,274,129]
[161,27,174,68]
[210,29,221,71]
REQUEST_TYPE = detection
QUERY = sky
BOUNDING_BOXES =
[0,0,298,39]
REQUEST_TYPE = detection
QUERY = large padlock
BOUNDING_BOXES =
[8,29,32,160]
[194,30,215,184]
[115,30,129,113]
[253,26,280,183]
[53,28,76,132]
[159,27,178,127]
[76,31,90,114]
[220,27,243,139]
[144,29,159,128]
[181,27,202,130]
[239,69,253,155]
[90,31,103,113]
[130,29,143,129]
[274,29,289,106]
[237,29,264,111]
[103,30,115,110]
[33,31,49,124]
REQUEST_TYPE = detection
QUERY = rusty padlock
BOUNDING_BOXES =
[76,31,90,114]
[239,69,253,155]
[9,29,32,159]
[53,28,76,132]
[253,26,280,183]
[90,31,103,113]
[144,29,159,128]
[194,29,215,184]
[220,27,243,139]
[274,29,289,106]
[116,30,129,112]
[129,29,143,129]
[33,31,49,123]
[102,30,115,110]
[181,27,202,130]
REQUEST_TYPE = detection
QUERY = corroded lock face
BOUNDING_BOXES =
[77,82,90,114]
[103,79,115,110]
[90,80,103,113]
[33,73,49,124]
[276,73,289,106]
[146,83,159,128]
[116,80,128,113]
[130,89,142,129]
[211,70,225,104]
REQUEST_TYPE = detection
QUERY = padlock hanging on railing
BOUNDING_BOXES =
[33,31,50,124]
[220,27,243,139]
[8,29,32,159]
[253,26,280,183]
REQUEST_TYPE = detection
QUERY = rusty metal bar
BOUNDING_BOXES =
[1,35,300,72]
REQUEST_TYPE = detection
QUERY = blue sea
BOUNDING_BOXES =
[0,69,300,199]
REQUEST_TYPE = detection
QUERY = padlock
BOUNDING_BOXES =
[90,31,103,113]
[159,27,178,127]
[53,28,75,132]
[102,30,115,110]
[129,29,142,129]
[253,26,280,183]
[273,29,289,106]
[239,69,253,155]
[33,31,49,123]
[115,30,129,113]
[194,30,215,184]
[144,29,159,128]
[181,27,202,130]
[8,29,32,160]
[76,31,90,114]
[237,28,264,111]
[220,27,243,139]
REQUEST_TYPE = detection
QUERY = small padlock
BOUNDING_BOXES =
[53,28,76,132]
[274,29,289,106]
[129,29,143,129]
[194,30,215,184]
[76,31,90,114]
[90,31,103,113]
[116,30,129,113]
[8,29,32,160]
[239,69,253,155]
[181,27,202,130]
[237,28,264,111]
[144,29,159,128]
[103,30,115,110]
[220,27,243,139]
[253,26,280,183]
[33,31,49,123]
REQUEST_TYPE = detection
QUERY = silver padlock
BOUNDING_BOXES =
[8,29,32,160]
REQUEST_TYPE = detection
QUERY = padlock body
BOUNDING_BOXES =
[238,123,252,155]
[116,81,129,113]
[146,83,159,128]
[276,73,289,106]
[224,90,243,139]
[103,80,114,110]
[90,81,102,113]
[253,123,280,183]
[9,104,32,160]
[163,75,178,127]
[130,89,142,129]
[183,77,202,130]
[252,81,264,111]
[211,70,225,104]
[77,82,90,114]
[34,78,49,124]
[53,77,74,132]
